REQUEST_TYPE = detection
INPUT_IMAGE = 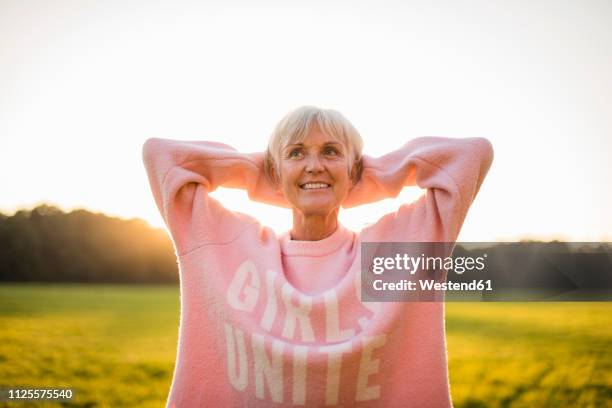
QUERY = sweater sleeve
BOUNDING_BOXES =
[349,137,494,242]
[142,138,287,255]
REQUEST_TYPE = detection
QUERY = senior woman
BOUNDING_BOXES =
[142,106,493,408]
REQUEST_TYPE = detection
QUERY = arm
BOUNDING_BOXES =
[346,137,494,242]
[142,138,287,255]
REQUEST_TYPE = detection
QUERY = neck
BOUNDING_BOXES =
[291,210,339,241]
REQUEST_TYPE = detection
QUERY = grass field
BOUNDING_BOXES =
[0,284,610,407]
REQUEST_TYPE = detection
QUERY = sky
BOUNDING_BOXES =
[0,0,610,242]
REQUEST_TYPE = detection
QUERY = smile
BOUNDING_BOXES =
[299,182,331,190]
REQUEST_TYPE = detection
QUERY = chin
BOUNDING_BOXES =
[297,203,337,217]
[303,209,333,217]
[294,193,345,215]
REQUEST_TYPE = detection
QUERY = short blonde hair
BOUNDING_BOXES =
[264,106,364,185]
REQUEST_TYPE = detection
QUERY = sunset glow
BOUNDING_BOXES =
[1,1,610,241]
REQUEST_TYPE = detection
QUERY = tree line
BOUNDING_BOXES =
[1,204,609,296]
[0,205,178,283]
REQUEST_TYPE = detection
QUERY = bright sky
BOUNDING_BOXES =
[1,0,610,241]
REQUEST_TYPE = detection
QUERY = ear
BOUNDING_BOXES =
[263,154,281,189]
[273,172,282,191]
[272,167,284,192]
[350,158,363,186]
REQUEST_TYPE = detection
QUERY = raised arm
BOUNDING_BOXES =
[142,138,286,255]
[347,136,494,242]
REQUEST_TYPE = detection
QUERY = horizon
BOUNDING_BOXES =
[2,200,609,243]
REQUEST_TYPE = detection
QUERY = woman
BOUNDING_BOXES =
[142,106,493,407]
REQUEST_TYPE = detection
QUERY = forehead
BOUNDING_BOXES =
[284,124,345,148]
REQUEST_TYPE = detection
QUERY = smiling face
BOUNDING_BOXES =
[278,125,354,217]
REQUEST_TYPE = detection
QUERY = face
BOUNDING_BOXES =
[278,125,354,217]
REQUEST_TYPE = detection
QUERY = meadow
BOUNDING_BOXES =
[0,284,610,407]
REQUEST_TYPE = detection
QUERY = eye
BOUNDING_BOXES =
[323,146,339,156]
[287,148,303,159]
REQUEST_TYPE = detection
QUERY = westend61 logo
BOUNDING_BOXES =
[360,242,612,302]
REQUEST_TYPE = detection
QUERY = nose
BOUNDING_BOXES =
[304,153,324,173]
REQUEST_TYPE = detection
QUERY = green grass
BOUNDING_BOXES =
[0,284,179,408]
[0,284,610,407]
[446,303,612,408]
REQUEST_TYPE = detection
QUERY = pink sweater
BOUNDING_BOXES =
[142,136,493,408]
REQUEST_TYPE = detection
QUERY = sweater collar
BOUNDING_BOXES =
[280,224,351,257]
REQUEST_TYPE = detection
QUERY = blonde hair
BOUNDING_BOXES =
[264,106,364,185]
